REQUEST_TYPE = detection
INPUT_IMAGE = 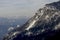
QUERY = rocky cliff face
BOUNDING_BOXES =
[3,1,60,40]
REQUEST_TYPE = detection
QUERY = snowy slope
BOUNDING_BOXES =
[3,1,60,40]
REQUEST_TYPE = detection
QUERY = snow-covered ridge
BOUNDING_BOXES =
[3,1,60,40]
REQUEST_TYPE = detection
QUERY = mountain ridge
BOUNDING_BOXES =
[3,1,60,40]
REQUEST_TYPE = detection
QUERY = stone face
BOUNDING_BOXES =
[3,1,60,40]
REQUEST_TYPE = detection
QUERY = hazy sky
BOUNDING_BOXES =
[0,0,59,18]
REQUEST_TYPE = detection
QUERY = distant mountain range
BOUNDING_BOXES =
[3,1,60,40]
[0,17,28,40]
[0,17,28,25]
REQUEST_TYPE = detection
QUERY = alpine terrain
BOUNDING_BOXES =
[3,1,60,40]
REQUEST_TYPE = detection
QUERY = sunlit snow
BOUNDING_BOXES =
[12,32,19,36]
[45,15,49,19]
[26,20,37,30]
[40,10,44,16]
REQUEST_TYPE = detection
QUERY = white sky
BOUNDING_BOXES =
[0,0,59,18]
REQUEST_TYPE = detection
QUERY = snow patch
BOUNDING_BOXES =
[45,15,49,19]
[26,20,37,30]
[25,32,32,36]
[41,29,45,32]
[40,10,44,16]
[8,27,14,31]
[54,23,60,30]
[17,25,20,27]
[12,32,19,36]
